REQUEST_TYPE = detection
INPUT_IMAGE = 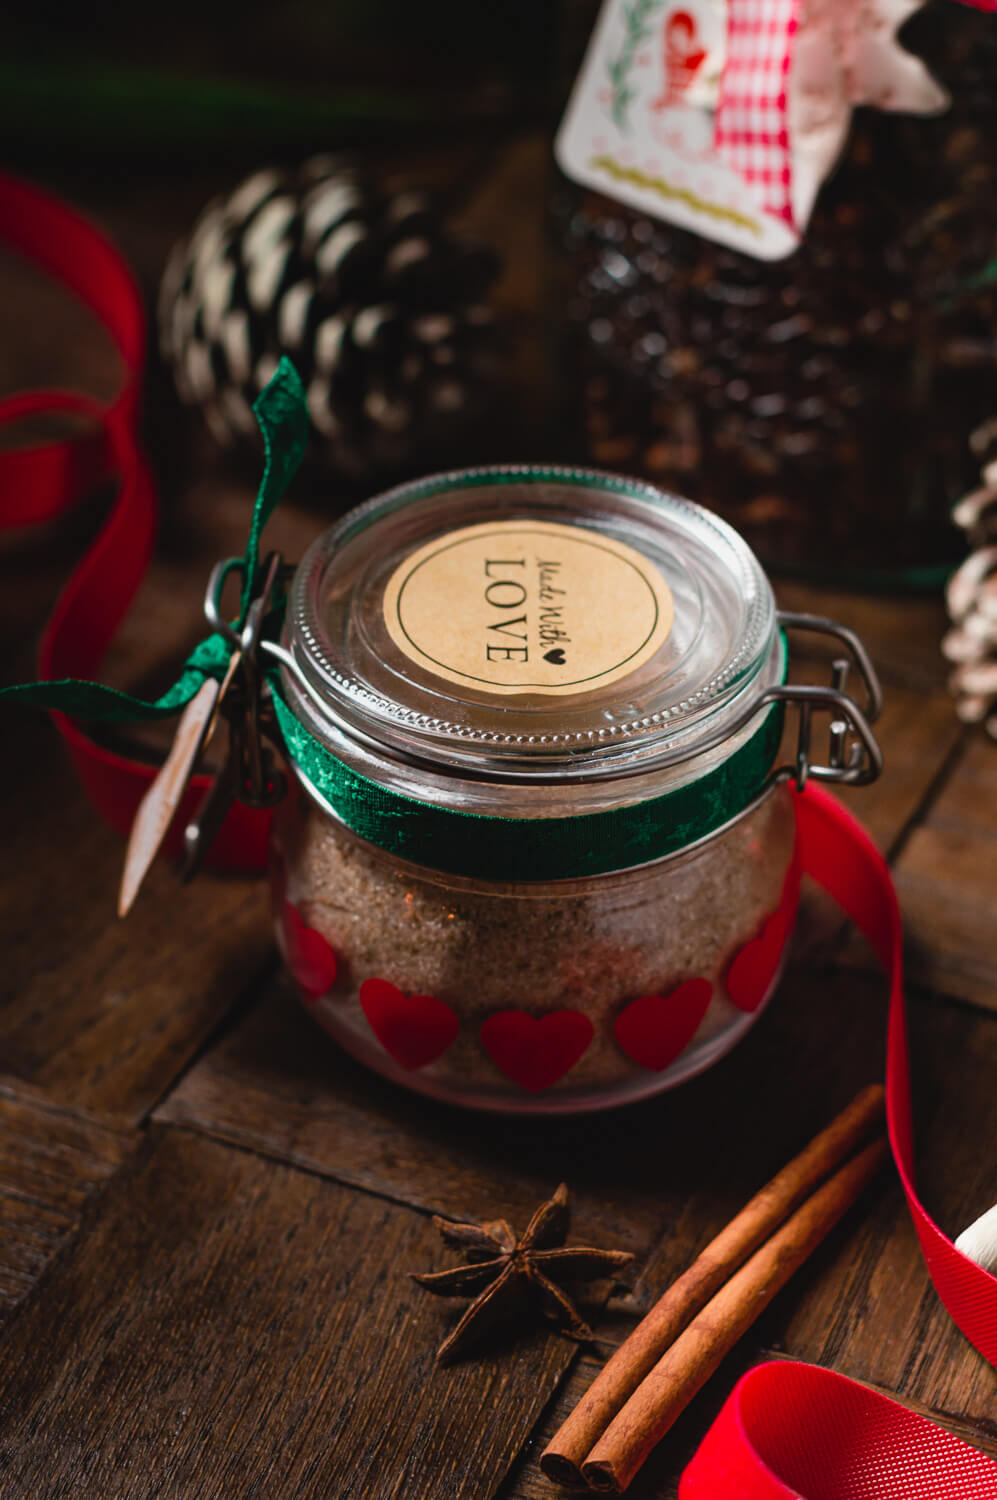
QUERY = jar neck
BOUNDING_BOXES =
[271,634,787,882]
[279,631,786,812]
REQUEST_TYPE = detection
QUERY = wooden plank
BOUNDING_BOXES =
[0,1088,134,1320]
[156,972,667,1257]
[0,707,272,1125]
[0,1128,596,1500]
[890,735,997,1013]
[157,958,995,1430]
[774,580,950,694]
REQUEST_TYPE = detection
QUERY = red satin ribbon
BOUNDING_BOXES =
[681,785,997,1497]
[1,173,995,1494]
[681,1360,997,1498]
[0,170,270,866]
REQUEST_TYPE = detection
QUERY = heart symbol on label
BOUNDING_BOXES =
[479,1010,593,1092]
[359,977,459,1070]
[725,909,789,1014]
[281,900,339,1002]
[544,648,566,665]
[614,978,712,1071]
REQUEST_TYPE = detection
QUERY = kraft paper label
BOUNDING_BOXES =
[382,520,674,696]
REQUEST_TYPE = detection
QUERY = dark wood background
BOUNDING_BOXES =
[1,136,995,1497]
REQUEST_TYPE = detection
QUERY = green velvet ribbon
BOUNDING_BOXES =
[2,357,785,881]
[274,689,784,881]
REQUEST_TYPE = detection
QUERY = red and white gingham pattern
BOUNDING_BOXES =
[713,0,801,227]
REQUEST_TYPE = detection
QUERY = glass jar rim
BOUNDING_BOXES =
[280,464,778,786]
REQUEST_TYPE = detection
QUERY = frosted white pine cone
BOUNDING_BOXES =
[159,155,500,480]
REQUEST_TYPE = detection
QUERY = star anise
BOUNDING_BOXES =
[411,1183,635,1364]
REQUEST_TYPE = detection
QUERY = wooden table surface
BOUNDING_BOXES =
[1,139,995,1498]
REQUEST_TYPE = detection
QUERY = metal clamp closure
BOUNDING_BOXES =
[183,552,294,878]
[767,612,884,789]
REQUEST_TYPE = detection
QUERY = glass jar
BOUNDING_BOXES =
[552,0,997,586]
[265,466,882,1112]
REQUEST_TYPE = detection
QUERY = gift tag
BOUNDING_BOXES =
[556,0,799,259]
[118,655,240,916]
[555,0,947,261]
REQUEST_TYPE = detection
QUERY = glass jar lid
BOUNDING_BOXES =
[281,466,778,783]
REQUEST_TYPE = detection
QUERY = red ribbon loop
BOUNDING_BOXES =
[0,171,270,866]
[681,1360,997,1497]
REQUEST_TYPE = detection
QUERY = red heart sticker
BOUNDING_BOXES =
[359,977,459,1071]
[270,853,338,1003]
[614,978,712,1071]
[281,900,339,1002]
[479,1010,594,1093]
[725,909,789,1014]
[725,849,801,1014]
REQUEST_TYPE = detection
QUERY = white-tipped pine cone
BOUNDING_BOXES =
[943,419,997,740]
[159,155,500,478]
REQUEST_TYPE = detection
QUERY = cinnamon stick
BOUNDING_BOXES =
[539,1084,885,1487]
[582,1136,889,1494]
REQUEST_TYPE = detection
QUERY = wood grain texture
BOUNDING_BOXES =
[0,1128,595,1500]
[0,708,272,1125]
[0,1088,134,1319]
[773,580,950,695]
[157,973,668,1258]
[157,957,996,1419]
[891,735,997,1013]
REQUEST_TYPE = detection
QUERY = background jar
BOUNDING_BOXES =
[267,466,881,1112]
[551,0,997,587]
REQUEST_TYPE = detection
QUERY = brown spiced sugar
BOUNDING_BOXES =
[276,782,796,1098]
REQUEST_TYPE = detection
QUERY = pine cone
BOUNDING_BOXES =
[943,419,997,740]
[159,154,501,478]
